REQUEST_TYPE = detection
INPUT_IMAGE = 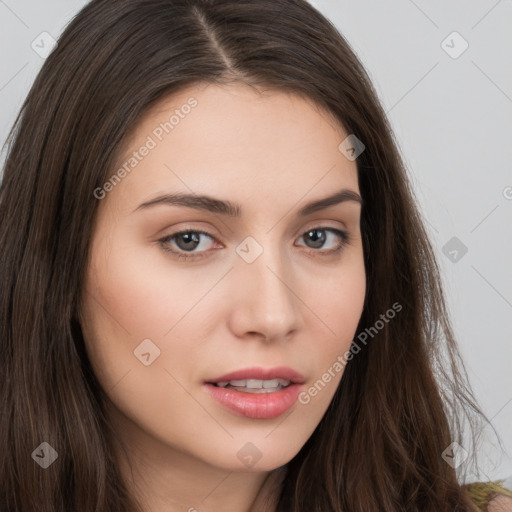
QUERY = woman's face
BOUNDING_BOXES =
[81,82,366,473]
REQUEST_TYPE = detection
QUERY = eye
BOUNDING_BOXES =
[158,229,217,260]
[158,226,350,261]
[296,227,350,255]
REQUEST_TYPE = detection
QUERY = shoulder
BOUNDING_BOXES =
[487,495,512,512]
[464,480,512,512]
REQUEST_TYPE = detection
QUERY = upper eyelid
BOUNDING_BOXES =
[165,219,349,238]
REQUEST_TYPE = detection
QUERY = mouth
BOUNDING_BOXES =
[204,366,305,419]
[212,378,292,393]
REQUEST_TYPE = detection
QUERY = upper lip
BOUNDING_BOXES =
[206,366,305,384]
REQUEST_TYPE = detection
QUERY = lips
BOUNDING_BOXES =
[204,366,305,419]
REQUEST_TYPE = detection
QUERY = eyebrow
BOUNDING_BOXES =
[133,188,362,217]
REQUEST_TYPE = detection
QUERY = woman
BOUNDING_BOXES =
[0,0,510,510]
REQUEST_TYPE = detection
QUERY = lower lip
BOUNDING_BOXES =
[204,383,303,419]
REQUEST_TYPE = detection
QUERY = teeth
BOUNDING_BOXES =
[262,379,280,389]
[214,379,291,389]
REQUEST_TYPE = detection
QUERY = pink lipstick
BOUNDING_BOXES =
[204,366,305,419]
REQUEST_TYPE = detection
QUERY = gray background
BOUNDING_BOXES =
[1,0,511,482]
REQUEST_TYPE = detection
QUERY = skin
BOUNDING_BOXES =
[80,82,366,512]
[488,495,512,511]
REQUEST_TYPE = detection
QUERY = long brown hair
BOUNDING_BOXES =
[0,0,484,510]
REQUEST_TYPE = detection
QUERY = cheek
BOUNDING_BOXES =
[80,235,230,390]
[80,242,214,439]
[84,236,224,339]
[297,252,366,398]
[319,274,365,337]
[307,247,366,339]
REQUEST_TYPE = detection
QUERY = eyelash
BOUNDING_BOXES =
[158,227,351,261]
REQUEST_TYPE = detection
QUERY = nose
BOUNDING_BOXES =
[227,242,303,343]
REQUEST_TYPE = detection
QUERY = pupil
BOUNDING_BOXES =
[176,232,200,251]
[306,229,325,249]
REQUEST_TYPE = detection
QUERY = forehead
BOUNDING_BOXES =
[105,82,359,212]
